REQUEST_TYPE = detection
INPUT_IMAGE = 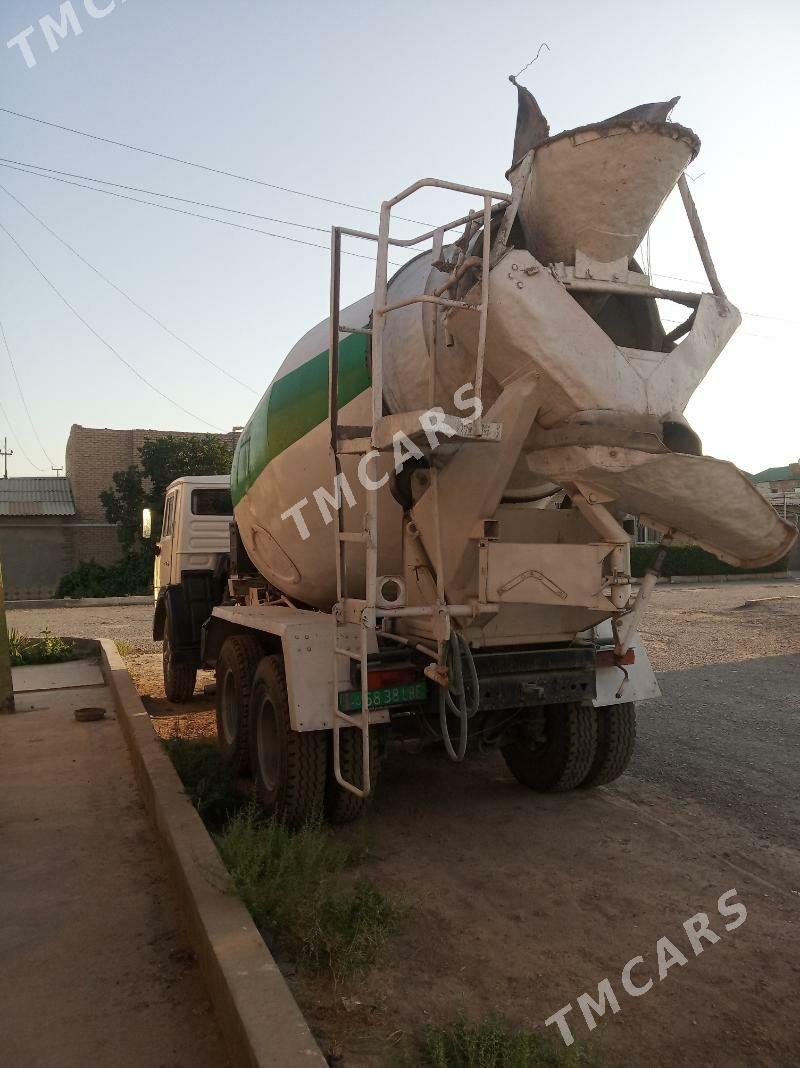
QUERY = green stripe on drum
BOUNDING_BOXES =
[231,331,370,506]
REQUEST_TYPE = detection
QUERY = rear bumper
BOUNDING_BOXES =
[473,647,595,710]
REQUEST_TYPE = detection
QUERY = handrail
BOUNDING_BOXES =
[327,175,512,798]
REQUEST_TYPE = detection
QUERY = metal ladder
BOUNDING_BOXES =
[327,179,514,798]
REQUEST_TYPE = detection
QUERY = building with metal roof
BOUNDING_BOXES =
[0,478,80,599]
[0,477,76,517]
[0,425,239,599]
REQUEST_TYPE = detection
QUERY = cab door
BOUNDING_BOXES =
[156,490,177,592]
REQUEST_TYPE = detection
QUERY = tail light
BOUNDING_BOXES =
[596,647,636,668]
[365,665,420,689]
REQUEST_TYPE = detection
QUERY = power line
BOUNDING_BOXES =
[5,159,796,327]
[0,393,44,472]
[0,314,55,466]
[0,162,413,266]
[4,108,795,327]
[0,155,335,234]
[7,160,793,336]
[0,181,260,396]
[0,218,223,432]
[0,105,430,226]
[660,314,777,342]
[651,271,800,326]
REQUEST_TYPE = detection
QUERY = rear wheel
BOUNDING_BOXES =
[248,656,327,827]
[501,702,597,793]
[215,635,263,774]
[581,703,636,788]
[163,620,196,704]
[326,726,382,824]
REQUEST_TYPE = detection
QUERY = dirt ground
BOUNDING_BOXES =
[8,579,800,1066]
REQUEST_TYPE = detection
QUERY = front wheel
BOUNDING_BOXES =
[501,703,597,793]
[163,621,196,704]
[248,656,327,827]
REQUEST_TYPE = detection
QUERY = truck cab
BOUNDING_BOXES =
[151,475,232,701]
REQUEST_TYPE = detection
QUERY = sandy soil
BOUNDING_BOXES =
[636,581,800,672]
[8,580,800,1066]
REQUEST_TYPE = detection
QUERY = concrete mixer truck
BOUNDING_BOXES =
[153,81,796,826]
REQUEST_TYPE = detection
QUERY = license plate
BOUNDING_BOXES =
[338,680,427,713]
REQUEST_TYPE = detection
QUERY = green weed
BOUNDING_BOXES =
[217,804,406,982]
[9,628,75,667]
[162,738,242,829]
[415,1017,601,1068]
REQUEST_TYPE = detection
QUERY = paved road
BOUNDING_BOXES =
[7,602,158,654]
[632,654,800,853]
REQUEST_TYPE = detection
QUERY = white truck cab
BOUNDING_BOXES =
[151,475,232,701]
[154,475,232,593]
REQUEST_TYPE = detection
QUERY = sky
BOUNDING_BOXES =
[0,0,798,478]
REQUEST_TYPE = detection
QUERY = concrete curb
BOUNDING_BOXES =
[652,571,799,586]
[8,595,153,610]
[98,638,327,1068]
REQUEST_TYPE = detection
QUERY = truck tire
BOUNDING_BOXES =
[581,703,636,788]
[215,635,263,775]
[163,622,196,704]
[501,702,597,793]
[248,655,327,827]
[325,727,381,824]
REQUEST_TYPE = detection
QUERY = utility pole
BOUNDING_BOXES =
[51,465,63,477]
[1,437,12,479]
[0,560,14,714]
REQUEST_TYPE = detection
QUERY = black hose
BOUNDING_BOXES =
[438,632,480,762]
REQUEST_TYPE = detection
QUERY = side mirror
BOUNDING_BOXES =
[142,508,152,540]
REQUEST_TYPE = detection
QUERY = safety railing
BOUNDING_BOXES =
[327,178,511,798]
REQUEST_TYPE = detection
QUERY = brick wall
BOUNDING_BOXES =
[0,520,124,598]
[0,427,238,598]
[65,426,140,521]
[65,424,240,525]
[69,524,122,568]
[0,519,73,599]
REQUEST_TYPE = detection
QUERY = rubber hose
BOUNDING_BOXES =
[439,632,480,762]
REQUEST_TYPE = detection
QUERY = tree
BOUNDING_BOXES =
[100,465,145,554]
[56,434,234,598]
